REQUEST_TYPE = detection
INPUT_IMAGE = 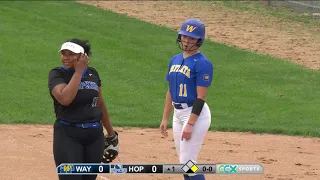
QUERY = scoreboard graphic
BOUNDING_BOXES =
[181,160,199,173]
[57,161,264,175]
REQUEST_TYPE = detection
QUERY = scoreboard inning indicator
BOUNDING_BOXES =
[57,161,264,175]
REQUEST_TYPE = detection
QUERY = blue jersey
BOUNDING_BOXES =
[166,52,213,104]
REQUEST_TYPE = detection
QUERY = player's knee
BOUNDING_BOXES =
[183,174,205,180]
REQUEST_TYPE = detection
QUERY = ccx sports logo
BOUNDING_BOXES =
[217,164,238,174]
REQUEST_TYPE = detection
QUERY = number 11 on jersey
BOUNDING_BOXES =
[179,84,187,97]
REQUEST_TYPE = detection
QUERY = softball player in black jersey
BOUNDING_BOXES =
[48,38,116,180]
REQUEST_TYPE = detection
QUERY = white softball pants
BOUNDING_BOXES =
[172,103,211,164]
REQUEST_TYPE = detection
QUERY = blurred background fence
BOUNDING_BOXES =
[262,0,320,18]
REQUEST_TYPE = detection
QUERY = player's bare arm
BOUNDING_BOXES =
[181,86,208,141]
[51,53,88,106]
[97,87,115,136]
[160,89,173,137]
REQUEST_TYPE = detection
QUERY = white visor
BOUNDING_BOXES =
[58,42,84,54]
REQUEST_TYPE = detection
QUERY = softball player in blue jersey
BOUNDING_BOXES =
[160,18,213,180]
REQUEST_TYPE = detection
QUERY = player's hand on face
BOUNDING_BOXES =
[75,53,88,73]
[160,120,168,137]
[181,123,193,141]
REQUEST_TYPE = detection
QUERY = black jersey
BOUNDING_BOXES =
[48,66,102,123]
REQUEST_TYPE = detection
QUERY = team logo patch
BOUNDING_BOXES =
[203,74,210,81]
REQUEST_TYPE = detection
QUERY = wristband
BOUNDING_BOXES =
[187,122,194,126]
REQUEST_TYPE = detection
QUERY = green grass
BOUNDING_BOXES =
[0,1,319,137]
[215,0,320,28]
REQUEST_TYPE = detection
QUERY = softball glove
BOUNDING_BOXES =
[102,131,119,163]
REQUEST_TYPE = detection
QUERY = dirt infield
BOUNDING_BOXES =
[1,125,320,180]
[1,1,320,180]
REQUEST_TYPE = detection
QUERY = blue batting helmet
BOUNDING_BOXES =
[177,18,206,48]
